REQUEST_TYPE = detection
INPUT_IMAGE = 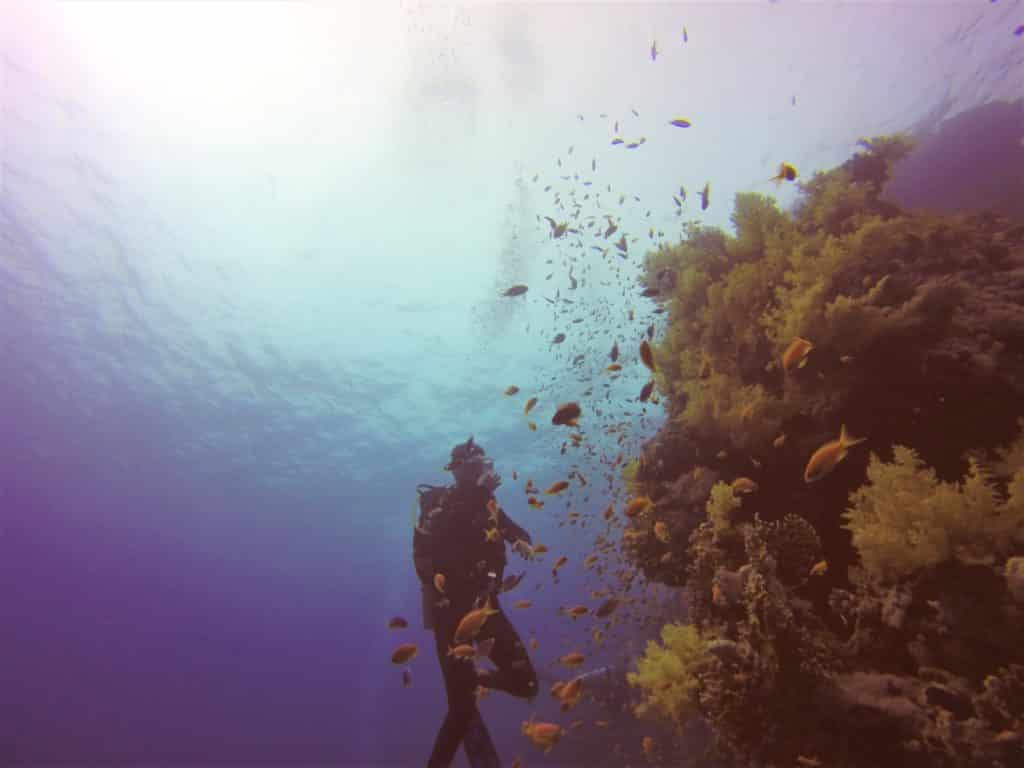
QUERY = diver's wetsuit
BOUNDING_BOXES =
[414,484,538,768]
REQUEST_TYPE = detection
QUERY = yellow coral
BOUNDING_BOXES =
[844,446,1024,582]
[627,622,709,732]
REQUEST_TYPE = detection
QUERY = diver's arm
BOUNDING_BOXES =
[498,508,532,545]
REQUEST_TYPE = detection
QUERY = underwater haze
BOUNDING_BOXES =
[3,1,1024,767]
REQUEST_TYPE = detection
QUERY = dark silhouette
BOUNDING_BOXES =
[414,436,538,768]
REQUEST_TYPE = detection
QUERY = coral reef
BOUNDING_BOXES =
[623,133,1024,767]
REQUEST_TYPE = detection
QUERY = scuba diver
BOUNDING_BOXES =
[413,436,539,768]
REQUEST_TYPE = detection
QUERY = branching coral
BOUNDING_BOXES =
[627,622,710,732]
[844,446,1024,583]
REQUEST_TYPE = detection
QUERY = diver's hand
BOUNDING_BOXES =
[512,539,533,560]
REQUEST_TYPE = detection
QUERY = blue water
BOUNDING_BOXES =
[2,2,1022,766]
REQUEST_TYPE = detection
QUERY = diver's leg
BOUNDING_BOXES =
[462,706,502,768]
[475,605,538,699]
[428,601,481,768]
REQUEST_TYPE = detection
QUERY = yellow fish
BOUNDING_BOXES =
[804,425,866,483]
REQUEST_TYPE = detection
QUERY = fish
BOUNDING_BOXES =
[522,718,565,754]
[773,433,787,448]
[679,185,687,200]
[603,504,615,520]
[611,137,624,145]
[552,555,568,572]
[592,157,596,171]
[607,363,623,373]
[524,396,538,415]
[530,637,538,649]
[513,599,533,609]
[803,424,866,483]
[501,571,526,592]
[504,385,520,396]
[484,527,500,543]
[810,560,828,576]
[615,234,628,254]
[560,604,589,618]
[626,142,640,149]
[682,26,688,42]
[642,736,656,757]
[552,402,582,427]
[388,616,408,630]
[647,324,655,340]
[527,497,545,509]
[604,221,618,238]
[543,216,569,239]
[731,477,759,495]
[669,118,691,128]
[448,643,477,660]
[625,496,653,517]
[840,354,855,365]
[551,333,566,345]
[544,480,570,495]
[610,340,620,361]
[527,421,537,432]
[632,108,639,117]
[502,284,528,297]
[434,573,446,593]
[654,521,671,543]
[782,337,813,372]
[595,597,620,618]
[699,182,710,210]
[391,643,419,664]
[639,340,656,372]
[770,162,798,184]
[640,287,660,298]
[532,543,549,554]
[453,598,500,644]
[559,651,585,667]
[650,40,658,60]
[639,379,655,402]
[402,668,412,687]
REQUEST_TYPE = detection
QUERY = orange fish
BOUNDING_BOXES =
[559,651,585,667]
[603,504,615,520]
[810,560,829,576]
[524,396,538,416]
[388,616,408,630]
[782,337,813,373]
[804,424,866,483]
[545,480,570,495]
[560,604,589,618]
[607,363,623,372]
[595,597,620,618]
[528,497,545,509]
[625,496,653,518]
[391,643,418,664]
[653,521,671,543]
[552,555,568,572]
[514,599,533,609]
[453,598,500,644]
[639,340,656,372]
[552,402,582,427]
[731,477,759,495]
[532,543,549,554]
[522,718,565,754]
[527,421,537,432]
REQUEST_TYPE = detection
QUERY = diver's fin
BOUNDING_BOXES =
[463,707,501,768]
